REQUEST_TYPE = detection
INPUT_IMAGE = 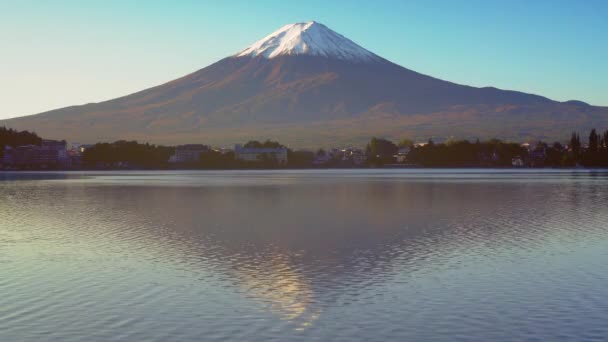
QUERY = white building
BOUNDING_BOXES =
[234,145,288,164]
[512,156,525,167]
[395,147,411,163]
[169,144,209,163]
[339,147,366,166]
[3,140,68,168]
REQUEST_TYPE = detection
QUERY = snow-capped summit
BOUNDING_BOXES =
[235,21,381,62]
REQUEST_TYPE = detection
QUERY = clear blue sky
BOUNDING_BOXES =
[1,0,606,119]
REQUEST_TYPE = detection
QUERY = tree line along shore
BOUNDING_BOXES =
[2,126,608,170]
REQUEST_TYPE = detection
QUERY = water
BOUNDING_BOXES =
[2,170,608,341]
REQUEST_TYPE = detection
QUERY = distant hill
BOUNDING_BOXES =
[2,21,607,147]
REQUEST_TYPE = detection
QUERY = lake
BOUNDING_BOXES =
[2,170,608,341]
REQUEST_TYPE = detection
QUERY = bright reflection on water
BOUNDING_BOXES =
[2,170,608,341]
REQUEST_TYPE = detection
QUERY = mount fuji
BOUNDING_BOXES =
[2,21,606,147]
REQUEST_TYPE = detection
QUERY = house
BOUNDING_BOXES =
[1,145,33,167]
[524,143,547,167]
[3,140,68,169]
[313,150,333,166]
[39,140,69,165]
[395,147,411,163]
[512,156,525,167]
[234,145,288,164]
[169,144,209,163]
[349,149,366,166]
[529,149,547,167]
[335,147,366,166]
[78,144,95,154]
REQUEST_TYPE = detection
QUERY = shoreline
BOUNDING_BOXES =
[2,166,606,172]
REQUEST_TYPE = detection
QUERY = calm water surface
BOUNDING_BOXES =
[2,170,608,341]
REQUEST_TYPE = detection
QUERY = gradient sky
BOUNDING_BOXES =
[1,0,606,119]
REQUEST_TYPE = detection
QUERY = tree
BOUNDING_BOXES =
[287,150,314,168]
[198,150,235,169]
[589,129,599,152]
[0,126,41,145]
[244,140,284,149]
[570,132,581,156]
[0,126,42,158]
[82,140,173,168]
[256,152,279,168]
[365,137,398,166]
[366,137,393,157]
[407,138,526,167]
[546,142,565,167]
[398,138,414,148]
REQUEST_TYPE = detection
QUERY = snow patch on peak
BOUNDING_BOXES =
[235,21,381,62]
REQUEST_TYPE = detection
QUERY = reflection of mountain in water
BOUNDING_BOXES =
[4,171,608,329]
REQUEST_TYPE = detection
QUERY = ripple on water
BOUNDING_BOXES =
[1,170,608,341]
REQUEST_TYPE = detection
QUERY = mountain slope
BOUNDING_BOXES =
[2,21,606,147]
